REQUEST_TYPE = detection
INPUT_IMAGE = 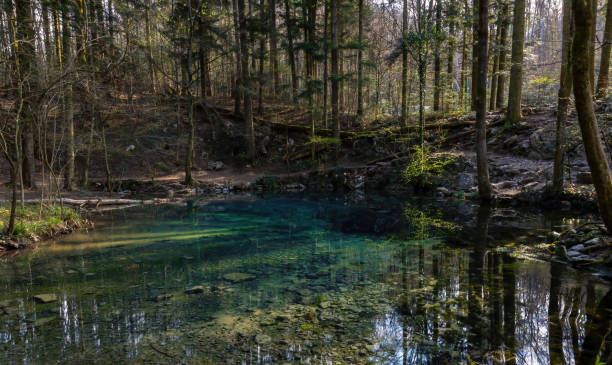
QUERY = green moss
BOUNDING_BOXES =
[299,323,314,330]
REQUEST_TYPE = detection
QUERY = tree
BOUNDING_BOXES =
[495,0,508,109]
[356,0,364,119]
[572,0,612,232]
[238,0,256,159]
[596,0,612,98]
[331,0,340,150]
[506,0,526,125]
[553,0,572,193]
[401,0,408,124]
[475,0,492,199]
[433,0,442,111]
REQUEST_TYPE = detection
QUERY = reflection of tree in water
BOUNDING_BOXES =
[385,202,612,364]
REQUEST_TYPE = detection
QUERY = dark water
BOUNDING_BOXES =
[0,194,610,364]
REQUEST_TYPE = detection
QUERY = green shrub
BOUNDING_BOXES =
[403,145,455,189]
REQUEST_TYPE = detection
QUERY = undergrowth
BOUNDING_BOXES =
[0,204,84,240]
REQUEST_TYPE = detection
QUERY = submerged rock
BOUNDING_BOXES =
[33,294,57,304]
[255,333,271,345]
[223,273,256,283]
[184,286,205,295]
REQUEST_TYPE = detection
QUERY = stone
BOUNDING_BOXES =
[222,272,256,283]
[184,286,205,295]
[554,244,568,260]
[126,145,135,152]
[569,244,585,252]
[255,334,271,345]
[584,237,601,246]
[436,187,450,196]
[454,173,474,190]
[319,301,330,309]
[577,172,593,184]
[153,294,173,302]
[33,294,57,304]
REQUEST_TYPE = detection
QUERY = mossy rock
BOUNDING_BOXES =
[222,272,256,283]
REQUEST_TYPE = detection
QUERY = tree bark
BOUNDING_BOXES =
[62,8,74,191]
[269,0,279,96]
[356,0,364,119]
[553,0,572,193]
[238,0,256,159]
[476,0,492,200]
[572,0,612,232]
[401,0,408,124]
[507,0,526,124]
[471,0,479,111]
[284,0,297,102]
[433,0,442,111]
[331,0,339,146]
[495,0,509,109]
[596,0,612,98]
[489,25,498,111]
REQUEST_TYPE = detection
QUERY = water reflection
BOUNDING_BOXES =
[0,195,609,364]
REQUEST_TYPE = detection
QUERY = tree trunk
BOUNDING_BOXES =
[62,8,74,191]
[15,0,36,190]
[232,0,242,115]
[331,0,339,145]
[433,0,442,111]
[572,0,612,232]
[506,0,526,125]
[471,0,479,111]
[589,0,596,92]
[284,0,297,102]
[323,0,329,128]
[269,0,279,96]
[460,0,469,107]
[446,2,455,112]
[145,1,156,92]
[495,0,509,109]
[401,0,408,124]
[476,0,492,200]
[238,0,256,159]
[553,0,572,193]
[489,25,498,111]
[356,0,364,119]
[258,0,266,116]
[596,0,612,98]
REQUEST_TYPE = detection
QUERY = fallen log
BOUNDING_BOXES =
[62,198,167,207]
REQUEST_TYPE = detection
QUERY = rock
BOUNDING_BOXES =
[319,301,330,309]
[504,135,519,148]
[577,172,593,184]
[153,294,173,302]
[33,294,57,304]
[560,201,572,210]
[436,187,450,196]
[255,334,271,345]
[222,272,256,283]
[567,250,582,258]
[554,244,568,259]
[454,173,474,190]
[584,237,601,246]
[184,286,205,295]
[207,161,224,171]
[126,145,136,152]
[366,344,376,354]
[569,244,585,251]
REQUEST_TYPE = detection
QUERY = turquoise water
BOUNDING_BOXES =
[0,194,610,364]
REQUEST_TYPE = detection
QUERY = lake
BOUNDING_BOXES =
[0,194,610,364]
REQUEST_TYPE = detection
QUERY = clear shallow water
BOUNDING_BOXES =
[0,194,610,364]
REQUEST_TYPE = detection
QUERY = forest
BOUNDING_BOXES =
[0,0,612,363]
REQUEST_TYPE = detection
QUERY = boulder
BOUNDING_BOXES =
[222,272,256,283]
[577,172,593,184]
[255,334,271,345]
[33,294,57,304]
[184,286,205,295]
